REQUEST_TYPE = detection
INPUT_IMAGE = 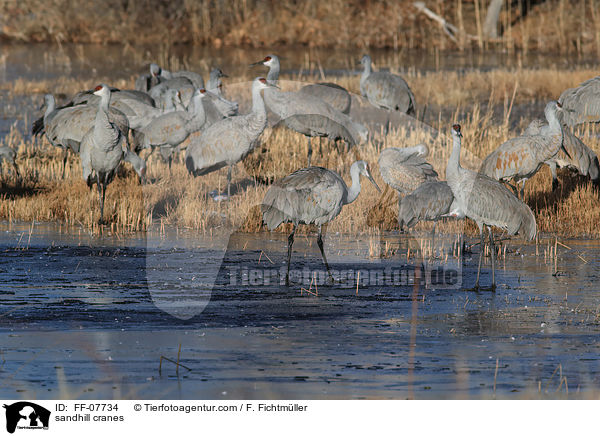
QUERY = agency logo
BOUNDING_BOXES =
[3,402,50,434]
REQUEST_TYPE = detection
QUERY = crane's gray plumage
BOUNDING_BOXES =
[207,68,239,117]
[122,150,146,183]
[447,124,536,290]
[150,76,196,109]
[79,84,125,223]
[378,144,437,194]
[262,160,380,285]
[480,101,565,197]
[398,181,453,230]
[299,82,351,114]
[135,88,208,170]
[557,76,600,126]
[523,119,600,190]
[135,63,163,92]
[359,54,416,114]
[252,54,368,165]
[185,77,274,198]
[37,93,129,178]
[0,146,19,177]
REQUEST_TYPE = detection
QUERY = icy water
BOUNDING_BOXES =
[0,222,599,399]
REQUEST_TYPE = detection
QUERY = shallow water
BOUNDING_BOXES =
[0,222,598,399]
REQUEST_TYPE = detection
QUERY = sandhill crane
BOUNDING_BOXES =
[150,76,196,109]
[398,181,454,231]
[378,144,437,194]
[251,54,368,165]
[480,101,567,198]
[35,94,130,178]
[134,88,208,171]
[122,150,146,184]
[299,82,351,114]
[207,68,239,117]
[262,161,381,285]
[446,124,536,290]
[557,76,600,126]
[378,144,438,222]
[135,63,163,92]
[359,54,416,115]
[0,146,19,177]
[185,77,275,198]
[79,84,126,223]
[162,69,205,89]
[523,119,600,190]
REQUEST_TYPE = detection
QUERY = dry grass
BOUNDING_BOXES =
[1,65,599,237]
[2,0,600,55]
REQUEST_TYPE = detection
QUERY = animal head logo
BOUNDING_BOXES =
[3,402,50,434]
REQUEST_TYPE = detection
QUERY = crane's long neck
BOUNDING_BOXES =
[207,72,220,92]
[345,164,362,205]
[95,90,112,132]
[185,95,207,132]
[251,86,267,120]
[44,97,56,122]
[446,133,462,182]
[360,60,372,87]
[267,61,280,86]
[545,106,561,134]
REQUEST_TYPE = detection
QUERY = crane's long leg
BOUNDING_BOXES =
[97,176,105,224]
[488,226,496,291]
[519,179,527,200]
[286,224,297,286]
[548,161,558,191]
[61,147,68,179]
[307,137,312,167]
[431,221,437,256]
[474,225,485,289]
[317,225,334,284]
[227,165,232,198]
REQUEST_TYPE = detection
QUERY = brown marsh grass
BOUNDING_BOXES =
[2,0,600,56]
[0,66,599,237]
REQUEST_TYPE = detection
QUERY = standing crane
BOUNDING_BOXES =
[135,63,163,92]
[557,76,600,126]
[397,180,454,232]
[480,101,567,198]
[185,77,275,198]
[0,146,19,178]
[79,85,126,223]
[523,119,600,190]
[35,94,130,178]
[207,68,239,117]
[134,88,208,171]
[378,144,438,221]
[262,161,381,285]
[446,124,536,290]
[251,54,368,165]
[359,54,416,115]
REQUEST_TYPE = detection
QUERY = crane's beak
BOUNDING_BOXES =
[366,170,381,193]
[220,72,229,78]
[269,83,280,89]
[249,61,264,67]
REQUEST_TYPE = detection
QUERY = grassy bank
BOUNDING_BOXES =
[2,0,600,55]
[0,65,599,237]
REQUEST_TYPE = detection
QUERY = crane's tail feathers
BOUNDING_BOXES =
[519,206,537,241]
[31,117,45,136]
[261,186,299,230]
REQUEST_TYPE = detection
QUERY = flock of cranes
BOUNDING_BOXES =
[27,54,600,289]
